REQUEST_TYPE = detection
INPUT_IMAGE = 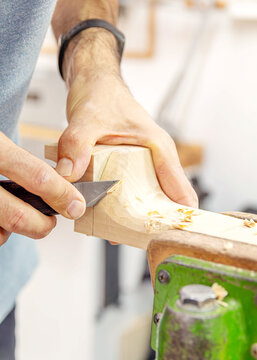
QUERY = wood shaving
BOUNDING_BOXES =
[243,219,256,228]
[145,219,163,232]
[183,215,192,223]
[147,210,163,218]
[145,215,191,233]
[107,179,124,194]
[212,283,228,302]
[145,218,173,233]
[173,223,189,230]
[177,208,200,217]
[147,210,160,216]
[185,210,194,215]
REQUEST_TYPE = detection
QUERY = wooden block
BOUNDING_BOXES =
[45,144,257,272]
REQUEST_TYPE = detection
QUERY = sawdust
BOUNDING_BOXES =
[243,219,256,228]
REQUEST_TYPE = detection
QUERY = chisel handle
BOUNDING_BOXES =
[0,180,57,216]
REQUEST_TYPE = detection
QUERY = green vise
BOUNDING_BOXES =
[151,255,257,360]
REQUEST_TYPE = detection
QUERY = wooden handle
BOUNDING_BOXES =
[0,180,57,216]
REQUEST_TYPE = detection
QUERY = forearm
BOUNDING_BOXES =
[51,0,120,86]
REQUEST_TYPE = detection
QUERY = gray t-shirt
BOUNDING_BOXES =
[0,0,56,321]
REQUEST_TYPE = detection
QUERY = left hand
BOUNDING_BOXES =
[56,71,198,208]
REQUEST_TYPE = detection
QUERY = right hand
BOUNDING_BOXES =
[0,132,86,246]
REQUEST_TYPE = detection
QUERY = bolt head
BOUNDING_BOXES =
[178,284,217,311]
[251,343,257,359]
[157,270,170,284]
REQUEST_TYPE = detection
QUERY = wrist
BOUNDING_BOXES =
[62,28,121,87]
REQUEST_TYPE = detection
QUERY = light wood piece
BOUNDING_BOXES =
[45,144,257,276]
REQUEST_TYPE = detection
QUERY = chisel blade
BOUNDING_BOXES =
[74,180,119,207]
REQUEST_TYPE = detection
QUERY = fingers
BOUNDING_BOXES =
[0,228,10,247]
[0,132,86,220]
[0,186,56,239]
[57,123,96,182]
[149,130,199,208]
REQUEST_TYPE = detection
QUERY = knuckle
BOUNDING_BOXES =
[6,209,26,233]
[31,165,51,192]
[61,129,81,148]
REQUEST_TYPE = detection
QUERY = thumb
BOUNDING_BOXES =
[56,124,96,182]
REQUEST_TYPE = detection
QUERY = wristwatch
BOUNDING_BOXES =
[58,18,125,79]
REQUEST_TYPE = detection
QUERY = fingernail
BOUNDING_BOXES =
[67,200,85,219]
[56,158,73,177]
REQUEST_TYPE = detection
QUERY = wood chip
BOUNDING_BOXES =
[173,223,189,230]
[243,219,256,228]
[212,283,228,301]
[107,179,124,194]
[147,210,161,217]
[183,215,193,223]
[136,196,143,203]
[145,219,162,232]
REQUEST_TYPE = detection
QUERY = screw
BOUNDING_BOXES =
[153,313,162,325]
[178,284,217,311]
[251,343,257,359]
[157,270,170,285]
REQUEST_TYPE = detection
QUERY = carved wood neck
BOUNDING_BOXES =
[45,144,257,252]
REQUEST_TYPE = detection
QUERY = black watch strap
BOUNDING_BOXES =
[58,19,125,79]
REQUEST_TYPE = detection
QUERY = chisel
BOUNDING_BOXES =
[0,180,118,216]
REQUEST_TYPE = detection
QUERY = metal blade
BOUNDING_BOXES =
[73,180,119,208]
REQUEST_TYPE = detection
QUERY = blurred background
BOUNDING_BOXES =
[15,0,257,358]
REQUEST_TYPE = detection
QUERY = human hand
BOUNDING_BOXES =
[0,132,86,246]
[56,71,198,208]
